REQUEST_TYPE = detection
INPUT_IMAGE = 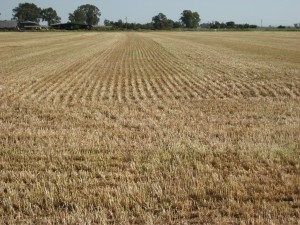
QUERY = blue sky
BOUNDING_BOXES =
[1,0,299,26]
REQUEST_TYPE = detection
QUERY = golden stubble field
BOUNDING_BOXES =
[0,31,299,224]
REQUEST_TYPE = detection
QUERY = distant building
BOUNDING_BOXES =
[19,21,42,30]
[0,20,19,30]
[50,23,93,30]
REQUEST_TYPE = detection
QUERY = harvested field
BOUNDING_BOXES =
[0,31,300,224]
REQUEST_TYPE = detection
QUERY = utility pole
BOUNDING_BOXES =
[261,19,263,28]
[125,17,127,29]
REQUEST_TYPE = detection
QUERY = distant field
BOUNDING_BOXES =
[0,32,299,224]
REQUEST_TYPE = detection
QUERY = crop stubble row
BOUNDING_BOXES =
[2,32,299,105]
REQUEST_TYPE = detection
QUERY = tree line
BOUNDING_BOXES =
[11,3,200,29]
[201,21,258,29]
[12,3,61,26]
[105,11,200,30]
[12,3,100,26]
[12,2,298,30]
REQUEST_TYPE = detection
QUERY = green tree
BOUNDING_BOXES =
[226,21,235,28]
[116,19,123,28]
[152,13,173,30]
[12,3,41,22]
[243,24,250,29]
[104,19,113,26]
[69,9,86,24]
[214,21,221,29]
[41,8,61,26]
[173,21,183,29]
[141,23,153,30]
[69,4,101,25]
[180,10,200,28]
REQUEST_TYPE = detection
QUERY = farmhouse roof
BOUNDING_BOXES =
[20,21,39,25]
[0,20,18,28]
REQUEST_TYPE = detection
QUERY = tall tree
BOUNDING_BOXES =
[152,13,173,30]
[12,3,41,22]
[69,4,101,25]
[69,9,86,24]
[180,10,200,28]
[104,19,113,26]
[226,21,235,28]
[116,19,123,28]
[173,21,183,29]
[41,8,61,26]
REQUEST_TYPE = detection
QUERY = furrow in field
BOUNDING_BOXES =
[231,81,258,98]
[129,37,148,101]
[3,34,103,78]
[152,67,177,100]
[98,65,111,101]
[55,54,103,105]
[145,40,204,99]
[75,45,120,103]
[183,61,248,98]
[222,66,294,99]
[146,33,300,100]
[281,82,300,97]
[139,44,175,100]
[144,68,169,102]
[101,56,120,101]
[147,77,166,102]
[131,59,145,101]
[42,50,106,104]
[132,38,176,101]
[7,34,116,102]
[4,53,76,100]
[131,39,165,102]
[90,73,104,103]
[55,45,115,103]
[110,54,122,101]
[133,38,151,101]
[13,60,85,101]
[134,71,145,101]
[146,48,191,100]
[146,35,235,98]
[150,37,238,99]
[122,49,134,102]
[47,57,100,103]
[80,66,103,104]
[153,61,200,99]
[87,45,122,104]
[270,83,293,98]
[50,39,121,105]
[133,43,155,100]
[210,68,280,98]
[280,82,300,97]
[123,33,205,102]
[117,45,128,102]
[202,77,228,99]
[149,40,198,99]
[121,35,164,102]
[121,41,135,101]
[137,66,155,100]
[3,35,99,64]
